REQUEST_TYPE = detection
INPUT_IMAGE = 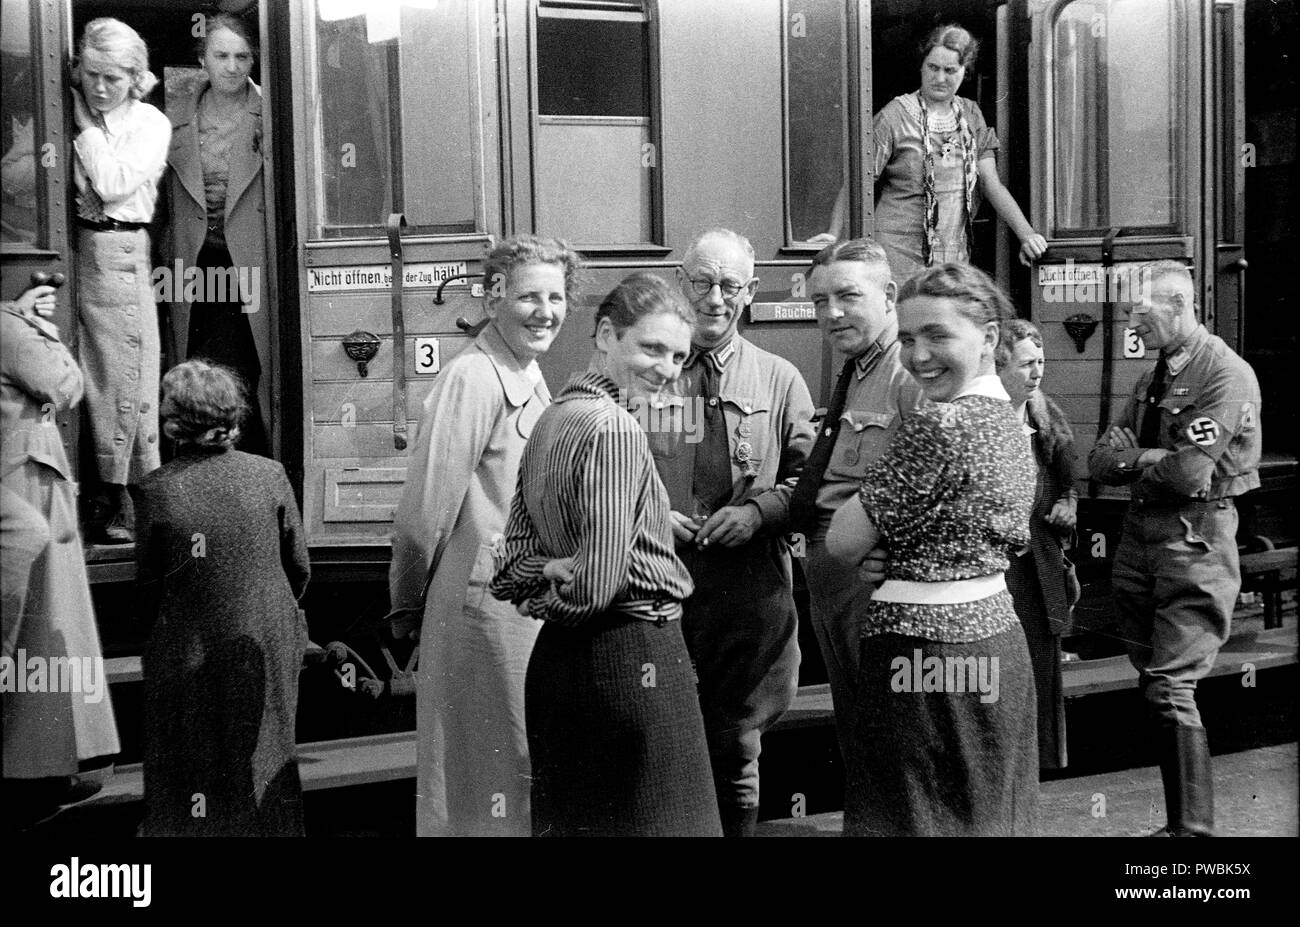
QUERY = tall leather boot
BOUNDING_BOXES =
[720,805,759,838]
[1152,725,1214,837]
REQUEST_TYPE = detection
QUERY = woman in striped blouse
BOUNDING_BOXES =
[490,273,722,837]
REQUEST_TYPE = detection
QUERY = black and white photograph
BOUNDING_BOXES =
[0,0,1294,906]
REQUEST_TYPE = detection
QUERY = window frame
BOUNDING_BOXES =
[529,0,666,256]
[0,0,66,260]
[299,0,495,243]
[1045,0,1189,240]
[779,0,852,250]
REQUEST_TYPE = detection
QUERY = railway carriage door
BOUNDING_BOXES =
[1025,0,1207,497]
[1,0,77,463]
[288,0,502,547]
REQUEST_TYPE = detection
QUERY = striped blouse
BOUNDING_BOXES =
[490,371,693,626]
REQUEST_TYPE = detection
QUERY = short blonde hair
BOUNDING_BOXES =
[74,18,158,100]
[160,359,247,450]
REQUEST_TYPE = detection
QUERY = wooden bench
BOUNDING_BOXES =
[1239,546,1297,630]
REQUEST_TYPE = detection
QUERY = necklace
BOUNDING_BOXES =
[928,107,958,133]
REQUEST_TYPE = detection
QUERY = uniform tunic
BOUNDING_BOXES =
[845,377,1039,836]
[873,94,998,284]
[389,324,549,837]
[491,371,720,837]
[72,98,171,484]
[1,304,121,777]
[1088,324,1261,728]
[799,333,920,751]
[136,448,309,835]
[645,336,816,810]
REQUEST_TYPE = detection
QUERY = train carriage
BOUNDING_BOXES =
[1,0,1295,769]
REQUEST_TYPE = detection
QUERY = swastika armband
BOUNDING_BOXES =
[1184,415,1226,455]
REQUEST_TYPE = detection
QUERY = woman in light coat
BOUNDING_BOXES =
[2,283,120,812]
[160,13,270,454]
[388,235,582,836]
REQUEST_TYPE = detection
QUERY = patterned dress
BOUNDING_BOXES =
[844,384,1039,836]
[873,94,998,285]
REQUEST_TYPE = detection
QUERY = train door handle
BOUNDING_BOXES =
[386,213,409,451]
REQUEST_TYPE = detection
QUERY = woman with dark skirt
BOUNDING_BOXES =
[490,273,722,837]
[828,263,1038,836]
[135,360,309,835]
[161,13,270,455]
[997,318,1080,771]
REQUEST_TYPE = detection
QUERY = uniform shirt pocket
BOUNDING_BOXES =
[826,408,896,480]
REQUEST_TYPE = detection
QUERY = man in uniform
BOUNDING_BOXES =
[648,228,816,837]
[788,238,920,753]
[1089,260,1261,836]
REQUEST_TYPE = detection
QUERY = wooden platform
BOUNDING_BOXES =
[81,618,1297,811]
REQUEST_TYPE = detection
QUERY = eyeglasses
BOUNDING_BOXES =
[686,276,750,300]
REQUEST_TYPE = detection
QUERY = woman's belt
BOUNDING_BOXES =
[872,573,1006,605]
[76,217,149,232]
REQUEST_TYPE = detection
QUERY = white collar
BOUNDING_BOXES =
[951,374,1010,402]
[101,99,135,134]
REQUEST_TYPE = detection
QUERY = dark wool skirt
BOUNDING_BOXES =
[525,613,722,837]
[844,627,1039,837]
[1006,553,1069,769]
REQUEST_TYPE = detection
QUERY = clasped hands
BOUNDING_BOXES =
[668,504,762,549]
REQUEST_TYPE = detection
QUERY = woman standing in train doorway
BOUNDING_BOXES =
[821,25,1047,284]
[70,18,171,543]
[388,236,583,837]
[161,12,270,456]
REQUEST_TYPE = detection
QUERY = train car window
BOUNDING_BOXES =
[312,1,478,238]
[534,1,656,245]
[1051,0,1185,236]
[1,2,42,247]
[783,0,849,244]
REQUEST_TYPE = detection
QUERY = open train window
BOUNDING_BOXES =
[310,0,481,239]
[1,1,44,249]
[1049,0,1186,237]
[783,0,849,244]
[533,0,659,247]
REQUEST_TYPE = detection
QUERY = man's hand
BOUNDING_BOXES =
[669,510,699,545]
[1045,497,1077,531]
[859,544,888,585]
[13,285,56,319]
[1104,425,1139,450]
[695,504,762,549]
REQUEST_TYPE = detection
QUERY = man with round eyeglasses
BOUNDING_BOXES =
[642,228,815,836]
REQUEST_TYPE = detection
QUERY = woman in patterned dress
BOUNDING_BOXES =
[828,262,1039,836]
[820,25,1046,284]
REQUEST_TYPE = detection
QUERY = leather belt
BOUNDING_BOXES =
[77,217,149,232]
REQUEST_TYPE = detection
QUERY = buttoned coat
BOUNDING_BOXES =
[1,304,120,776]
[159,77,269,377]
[388,324,550,836]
